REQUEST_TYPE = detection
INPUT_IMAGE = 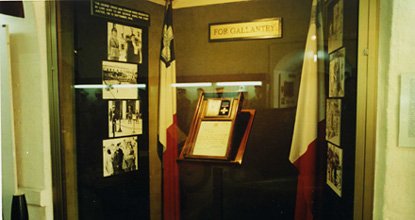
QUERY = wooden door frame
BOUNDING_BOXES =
[354,0,379,219]
[47,1,78,219]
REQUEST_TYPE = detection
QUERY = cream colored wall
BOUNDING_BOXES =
[374,0,415,219]
[0,1,53,219]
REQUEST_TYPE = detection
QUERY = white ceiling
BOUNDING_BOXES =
[147,0,249,9]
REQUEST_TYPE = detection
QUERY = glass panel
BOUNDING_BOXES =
[174,0,358,219]
[57,0,359,219]
[69,1,150,218]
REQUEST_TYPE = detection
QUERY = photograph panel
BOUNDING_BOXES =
[326,143,343,197]
[102,61,138,99]
[108,100,143,138]
[103,136,139,177]
[326,99,341,145]
[328,0,343,53]
[329,48,345,97]
[107,22,143,63]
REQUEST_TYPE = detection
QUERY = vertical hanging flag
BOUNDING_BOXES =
[289,0,325,219]
[158,1,180,220]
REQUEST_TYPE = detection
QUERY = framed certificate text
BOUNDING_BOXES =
[179,92,255,164]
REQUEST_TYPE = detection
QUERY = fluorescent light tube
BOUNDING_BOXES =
[216,81,262,86]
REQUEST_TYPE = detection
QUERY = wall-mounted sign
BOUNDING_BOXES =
[209,18,282,42]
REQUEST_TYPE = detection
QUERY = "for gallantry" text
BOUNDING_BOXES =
[210,19,281,40]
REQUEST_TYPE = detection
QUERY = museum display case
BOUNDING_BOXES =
[54,0,359,219]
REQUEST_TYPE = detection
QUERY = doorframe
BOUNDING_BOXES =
[47,1,79,219]
[354,0,379,219]
[46,1,66,219]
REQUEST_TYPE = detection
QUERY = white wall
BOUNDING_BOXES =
[0,1,53,219]
[374,0,415,219]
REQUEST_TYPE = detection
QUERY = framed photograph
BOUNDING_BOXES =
[102,61,138,99]
[326,99,341,146]
[107,22,142,63]
[108,100,142,138]
[329,48,345,97]
[326,143,343,197]
[328,0,343,53]
[103,136,139,177]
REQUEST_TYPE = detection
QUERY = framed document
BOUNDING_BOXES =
[192,121,232,157]
[181,92,243,160]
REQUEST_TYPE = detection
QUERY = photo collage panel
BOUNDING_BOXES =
[101,22,144,177]
[326,0,346,196]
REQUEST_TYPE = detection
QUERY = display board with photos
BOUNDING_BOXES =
[101,17,147,178]
[324,0,352,199]
[74,1,150,218]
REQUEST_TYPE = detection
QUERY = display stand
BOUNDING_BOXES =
[212,167,224,219]
[178,92,255,165]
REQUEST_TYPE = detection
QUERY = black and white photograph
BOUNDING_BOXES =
[103,136,139,177]
[326,99,341,146]
[107,22,142,63]
[108,100,142,138]
[326,143,342,197]
[102,60,138,99]
[329,48,345,97]
[328,0,343,53]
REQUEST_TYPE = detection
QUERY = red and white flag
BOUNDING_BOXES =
[289,0,325,219]
[159,1,180,219]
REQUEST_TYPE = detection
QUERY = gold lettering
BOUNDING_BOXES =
[230,27,236,34]
[214,28,229,36]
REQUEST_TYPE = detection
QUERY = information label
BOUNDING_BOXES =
[91,0,150,26]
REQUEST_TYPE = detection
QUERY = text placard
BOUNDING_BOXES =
[209,18,282,42]
[91,0,150,26]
